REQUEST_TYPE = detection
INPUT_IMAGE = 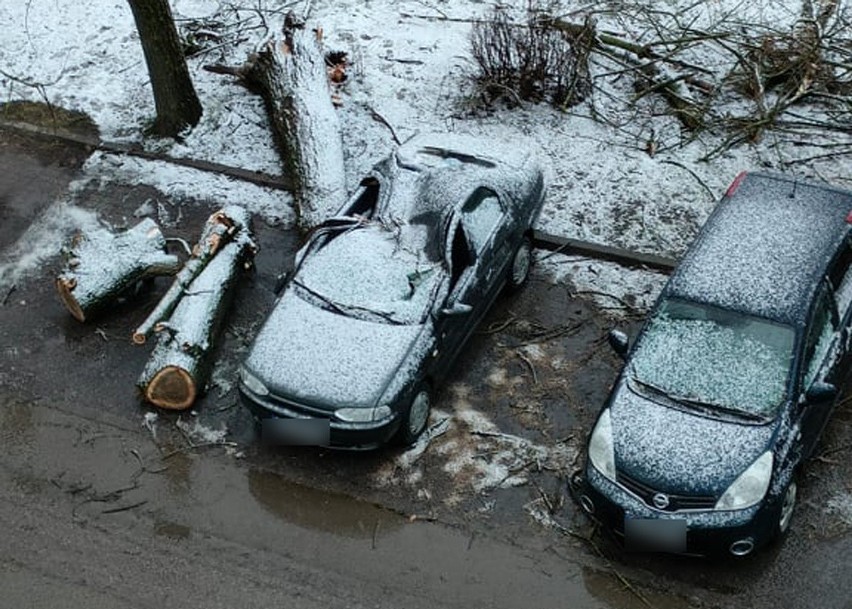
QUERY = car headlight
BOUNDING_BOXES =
[715,451,773,511]
[239,366,269,397]
[588,409,616,481]
[335,405,393,423]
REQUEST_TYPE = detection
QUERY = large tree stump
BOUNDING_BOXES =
[133,206,252,344]
[137,207,257,410]
[56,218,180,322]
[205,13,346,229]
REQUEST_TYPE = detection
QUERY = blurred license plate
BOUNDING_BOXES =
[624,517,686,553]
[262,418,330,446]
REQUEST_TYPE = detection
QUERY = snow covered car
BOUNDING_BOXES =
[573,172,852,557]
[238,133,545,448]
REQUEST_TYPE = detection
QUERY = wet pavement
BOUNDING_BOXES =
[1,125,851,608]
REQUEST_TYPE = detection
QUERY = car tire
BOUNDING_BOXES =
[506,236,533,292]
[395,386,432,446]
[776,478,798,538]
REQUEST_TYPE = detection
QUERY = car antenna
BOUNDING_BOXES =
[789,177,799,199]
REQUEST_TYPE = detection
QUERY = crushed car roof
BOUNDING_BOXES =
[370,132,542,226]
[667,172,852,325]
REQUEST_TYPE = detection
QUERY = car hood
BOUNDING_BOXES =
[610,379,778,496]
[244,292,425,411]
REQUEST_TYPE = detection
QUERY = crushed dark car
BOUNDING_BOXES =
[238,133,546,449]
[573,172,852,557]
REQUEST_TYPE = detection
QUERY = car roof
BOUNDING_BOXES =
[666,172,852,326]
[371,133,538,225]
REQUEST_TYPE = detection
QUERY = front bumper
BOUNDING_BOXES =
[571,463,778,557]
[239,385,401,450]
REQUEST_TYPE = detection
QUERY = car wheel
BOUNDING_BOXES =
[396,387,432,446]
[777,479,798,536]
[507,237,532,291]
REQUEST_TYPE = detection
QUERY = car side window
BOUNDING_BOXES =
[803,284,838,389]
[448,220,474,292]
[462,191,504,255]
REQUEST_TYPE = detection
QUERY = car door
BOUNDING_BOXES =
[460,188,512,307]
[430,216,484,381]
[798,280,844,458]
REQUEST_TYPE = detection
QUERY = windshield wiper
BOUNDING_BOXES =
[293,280,405,325]
[338,302,406,325]
[628,372,768,422]
[673,396,768,423]
[628,370,675,399]
[292,280,349,317]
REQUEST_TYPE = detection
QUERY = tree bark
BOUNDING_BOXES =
[137,207,257,410]
[133,206,253,344]
[128,0,203,137]
[56,218,180,322]
[204,13,346,229]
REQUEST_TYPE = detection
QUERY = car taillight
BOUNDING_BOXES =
[846,210,852,224]
[725,171,748,198]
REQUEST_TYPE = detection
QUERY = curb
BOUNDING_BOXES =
[1,118,678,272]
[0,118,293,192]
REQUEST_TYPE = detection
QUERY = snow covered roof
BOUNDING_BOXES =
[667,172,852,325]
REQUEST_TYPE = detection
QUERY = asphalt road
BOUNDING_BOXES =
[0,126,850,609]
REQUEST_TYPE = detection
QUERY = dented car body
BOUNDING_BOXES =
[575,172,852,556]
[239,133,545,448]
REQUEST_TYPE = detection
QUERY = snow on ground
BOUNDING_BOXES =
[2,1,851,495]
[826,491,852,530]
[0,173,101,288]
[0,150,294,287]
[376,382,578,505]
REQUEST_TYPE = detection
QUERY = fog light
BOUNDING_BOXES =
[579,495,596,515]
[730,538,754,557]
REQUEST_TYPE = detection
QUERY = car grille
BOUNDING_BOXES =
[617,471,716,512]
[264,392,332,419]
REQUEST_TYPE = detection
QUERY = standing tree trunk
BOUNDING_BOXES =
[127,0,203,138]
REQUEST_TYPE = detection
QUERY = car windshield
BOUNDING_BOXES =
[296,223,443,325]
[630,298,795,419]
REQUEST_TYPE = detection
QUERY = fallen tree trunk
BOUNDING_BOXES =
[56,218,180,322]
[132,206,251,344]
[204,13,346,229]
[137,210,257,410]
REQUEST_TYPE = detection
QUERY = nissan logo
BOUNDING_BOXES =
[652,493,671,510]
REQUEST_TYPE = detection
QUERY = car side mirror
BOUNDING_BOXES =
[608,329,629,358]
[805,381,837,403]
[440,302,473,318]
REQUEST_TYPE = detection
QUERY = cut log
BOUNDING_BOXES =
[132,205,252,344]
[56,218,180,322]
[204,13,346,230]
[137,211,257,410]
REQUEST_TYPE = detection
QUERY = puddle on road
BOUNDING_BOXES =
[248,468,404,539]
[583,567,695,609]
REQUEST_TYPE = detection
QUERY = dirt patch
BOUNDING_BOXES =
[1,100,99,141]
